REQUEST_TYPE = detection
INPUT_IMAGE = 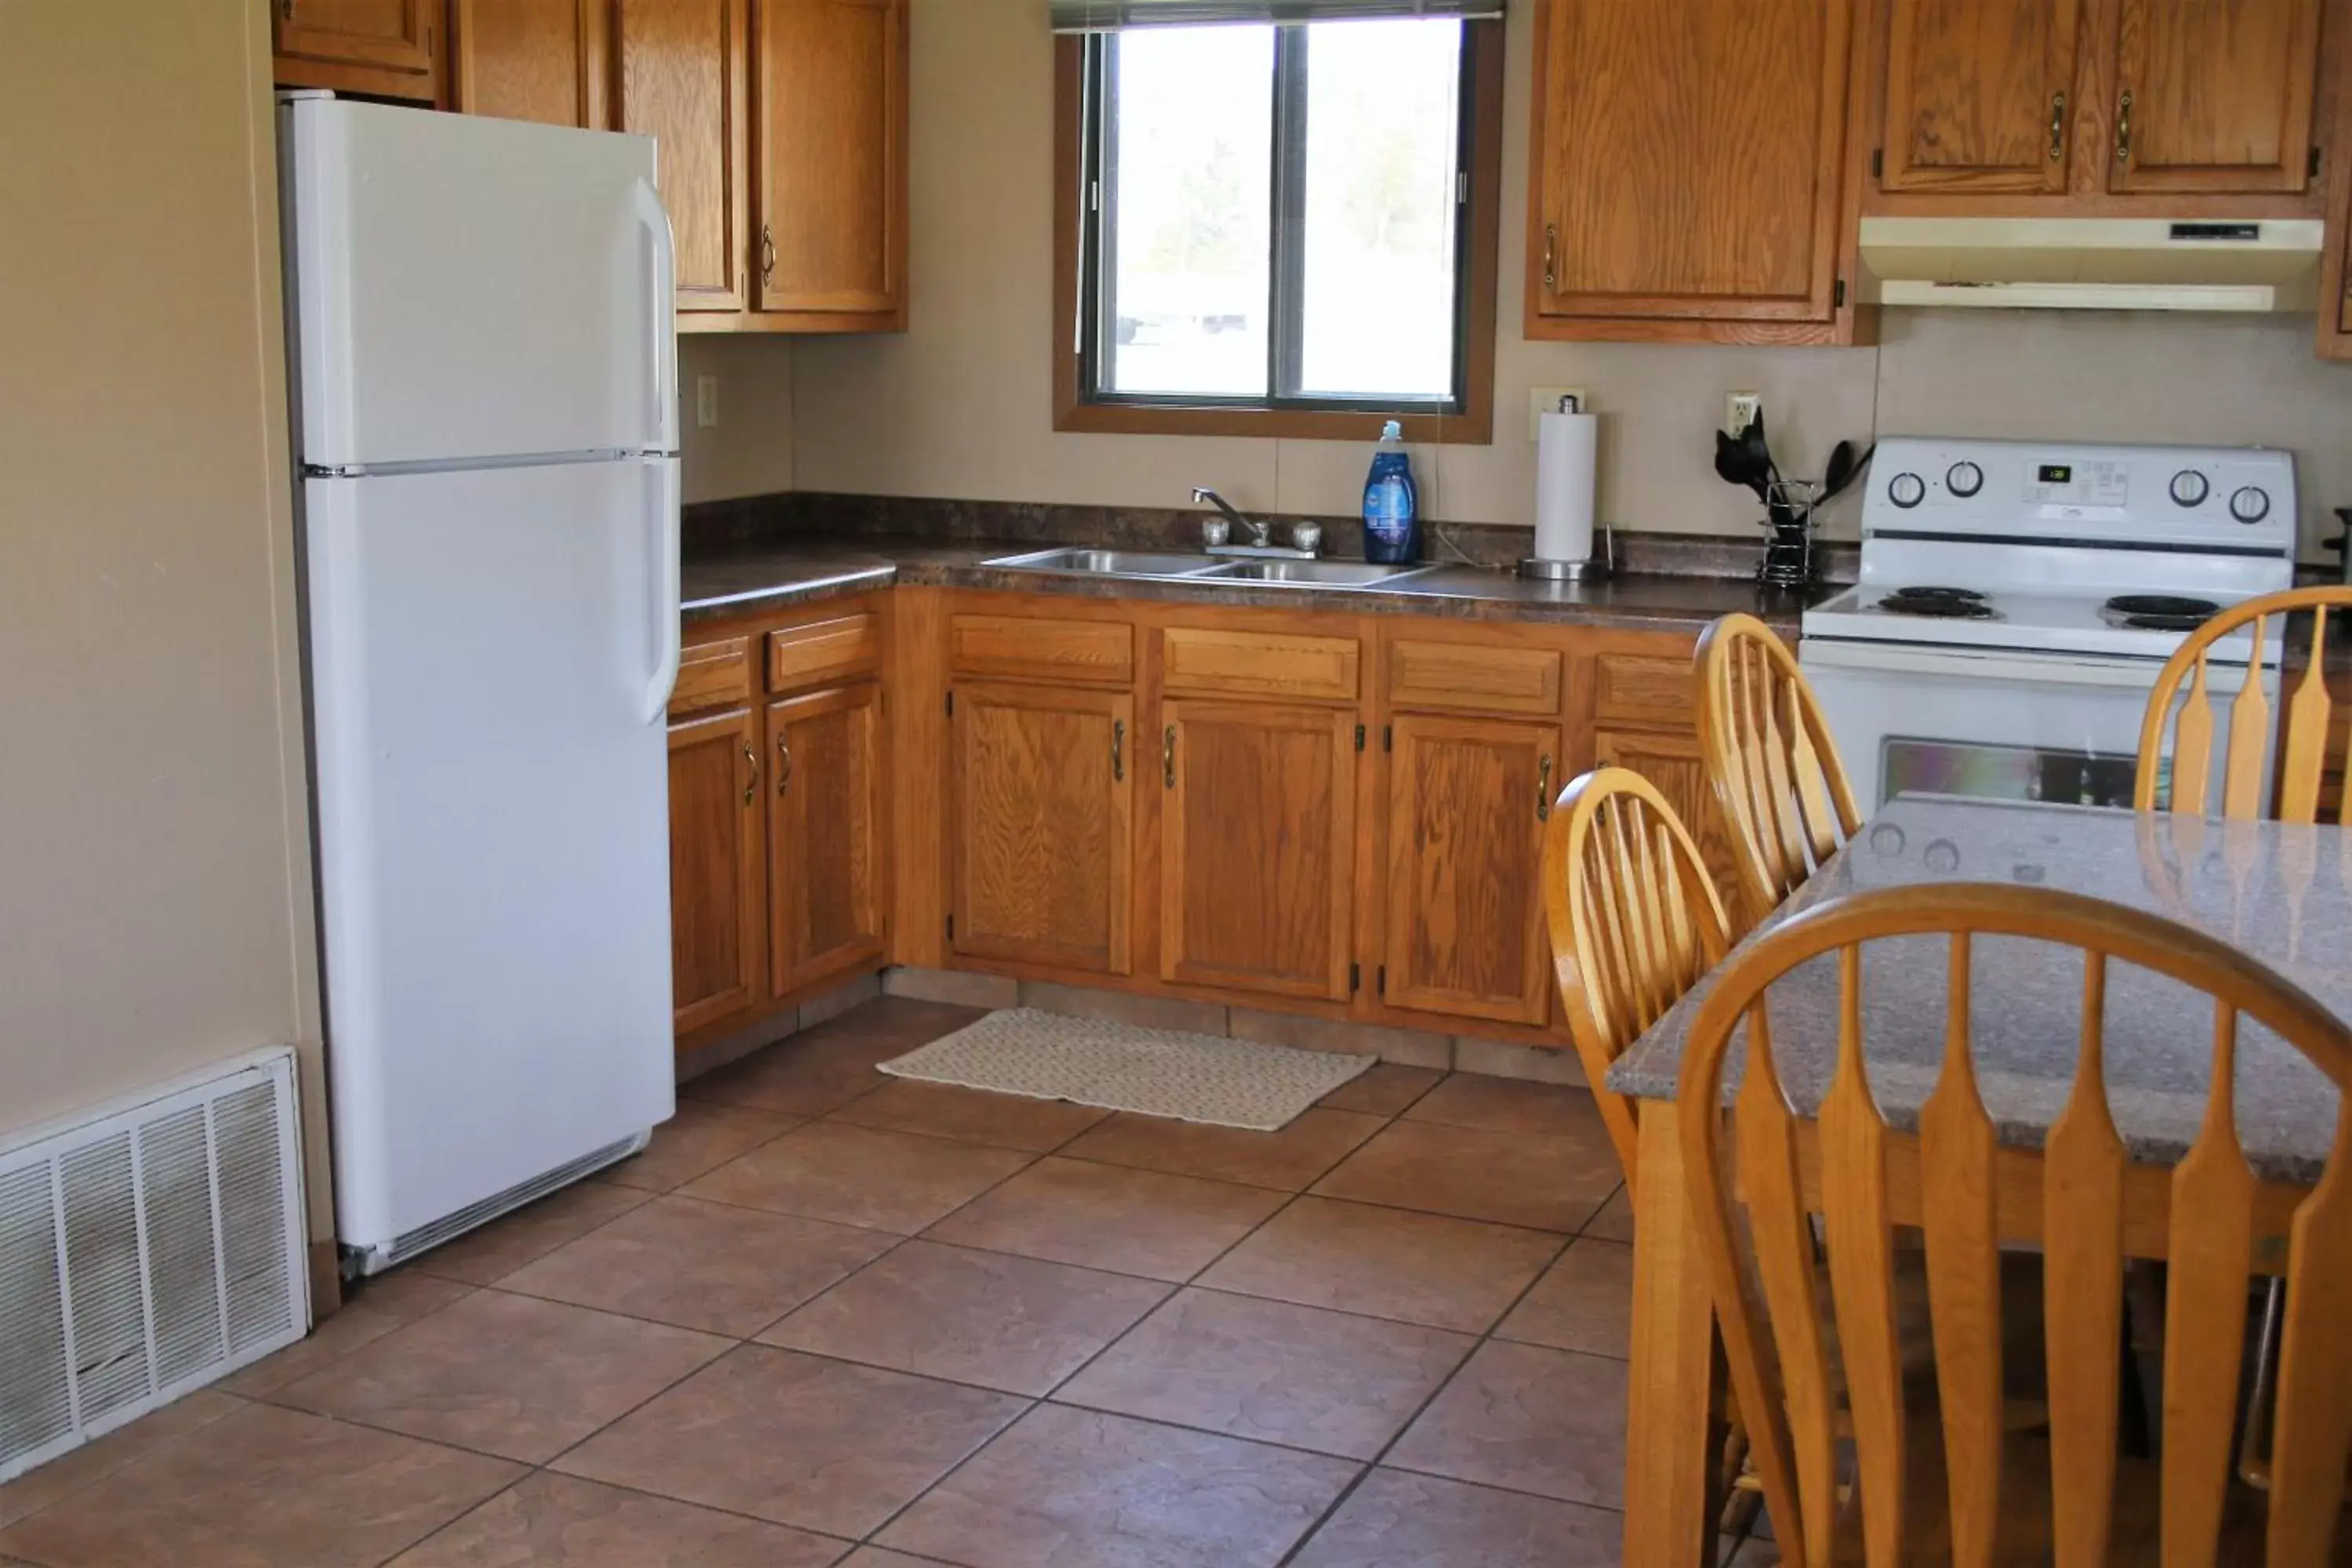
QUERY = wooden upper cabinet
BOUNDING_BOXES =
[1528,0,1859,340]
[951,683,1133,976]
[768,681,887,996]
[2106,0,2325,194]
[450,0,610,129]
[669,705,765,1036]
[1880,0,2082,194]
[617,0,752,313]
[1159,700,1358,1002]
[273,0,441,102]
[752,0,909,328]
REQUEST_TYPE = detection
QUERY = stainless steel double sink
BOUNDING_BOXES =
[982,546,1434,590]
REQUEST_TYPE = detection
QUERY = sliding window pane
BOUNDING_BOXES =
[1105,26,1274,397]
[1297,19,1461,401]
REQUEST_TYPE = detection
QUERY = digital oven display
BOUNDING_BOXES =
[2038,463,2073,484]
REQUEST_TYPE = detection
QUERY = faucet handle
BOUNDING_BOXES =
[1290,521,1323,555]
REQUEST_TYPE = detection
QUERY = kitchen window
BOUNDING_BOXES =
[1051,5,1502,443]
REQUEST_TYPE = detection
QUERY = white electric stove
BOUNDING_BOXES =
[1799,437,2298,811]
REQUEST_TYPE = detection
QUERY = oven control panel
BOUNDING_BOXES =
[1864,437,2296,557]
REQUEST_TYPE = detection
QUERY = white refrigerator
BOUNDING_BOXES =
[278,95,681,1274]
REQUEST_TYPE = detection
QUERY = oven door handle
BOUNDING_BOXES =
[1798,640,2259,690]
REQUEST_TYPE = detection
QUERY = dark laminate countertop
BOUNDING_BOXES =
[680,535,1828,632]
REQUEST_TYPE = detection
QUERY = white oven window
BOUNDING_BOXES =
[1882,737,2162,811]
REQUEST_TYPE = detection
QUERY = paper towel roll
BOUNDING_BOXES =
[1534,410,1598,564]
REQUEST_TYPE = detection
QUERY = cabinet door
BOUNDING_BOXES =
[1593,726,1740,909]
[1160,700,1357,1001]
[452,0,610,129]
[768,682,886,995]
[2107,0,2324,194]
[951,684,1133,975]
[753,0,909,326]
[1381,714,1558,1025]
[1880,0,2082,194]
[618,0,752,313]
[670,706,766,1035]
[274,0,440,101]
[1531,0,1854,330]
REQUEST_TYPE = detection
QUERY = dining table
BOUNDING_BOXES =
[1602,792,2352,1566]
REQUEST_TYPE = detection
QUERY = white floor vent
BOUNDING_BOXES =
[1,1047,308,1484]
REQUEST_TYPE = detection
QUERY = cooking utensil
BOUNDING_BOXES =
[1744,407,1780,492]
[1715,429,1769,500]
[1822,441,1874,502]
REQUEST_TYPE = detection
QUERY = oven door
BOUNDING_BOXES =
[1798,640,2268,813]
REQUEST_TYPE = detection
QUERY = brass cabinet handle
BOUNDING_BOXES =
[2115,89,2133,164]
[1543,223,1558,291]
[1162,724,1176,789]
[1535,755,1554,820]
[742,741,758,805]
[1112,718,1125,782]
[278,0,294,18]
[775,733,793,796]
[2049,91,2067,162]
[760,223,776,285]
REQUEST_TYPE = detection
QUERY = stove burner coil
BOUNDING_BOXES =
[1877,586,1999,620]
[2100,593,2220,633]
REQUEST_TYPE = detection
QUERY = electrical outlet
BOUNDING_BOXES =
[1527,386,1588,441]
[1725,392,1761,435]
[695,375,720,429]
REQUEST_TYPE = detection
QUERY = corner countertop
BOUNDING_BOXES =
[680,535,1830,633]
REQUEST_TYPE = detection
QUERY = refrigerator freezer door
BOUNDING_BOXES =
[307,458,680,1249]
[285,97,676,467]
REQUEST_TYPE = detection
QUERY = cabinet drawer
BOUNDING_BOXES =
[950,614,1134,686]
[1387,638,1562,717]
[1161,626,1359,702]
[1594,652,1697,727]
[768,612,882,693]
[671,637,754,716]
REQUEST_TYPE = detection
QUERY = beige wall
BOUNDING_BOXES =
[751,0,2352,561]
[1,2,328,1240]
[679,334,797,504]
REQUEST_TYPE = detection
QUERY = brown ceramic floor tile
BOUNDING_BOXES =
[220,1271,476,1396]
[0,1389,245,1528]
[686,1000,986,1116]
[1055,1288,1472,1458]
[1404,1073,1621,1143]
[387,1472,845,1566]
[877,1403,1356,1568]
[407,1181,651,1286]
[274,1289,728,1464]
[1057,1107,1385,1191]
[554,1345,1024,1538]
[1289,1467,1624,1567]
[1584,1184,1634,1240]
[1318,1062,1441,1116]
[837,1552,951,1568]
[1496,1237,1633,1359]
[497,1194,895,1336]
[1310,1119,1620,1233]
[925,1157,1286,1282]
[759,1240,1168,1396]
[1387,1339,1629,1508]
[829,1078,1109,1152]
[682,1120,1031,1232]
[1197,1196,1560,1334]
[0,1402,519,1568]
[596,1101,800,1192]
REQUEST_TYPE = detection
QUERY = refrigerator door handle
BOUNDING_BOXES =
[632,177,678,452]
[641,459,681,724]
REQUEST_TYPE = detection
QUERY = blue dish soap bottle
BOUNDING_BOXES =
[1362,419,1420,564]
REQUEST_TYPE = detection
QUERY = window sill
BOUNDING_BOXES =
[1053,398,1493,445]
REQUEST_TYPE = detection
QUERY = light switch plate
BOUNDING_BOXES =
[1528,386,1588,441]
[695,375,720,429]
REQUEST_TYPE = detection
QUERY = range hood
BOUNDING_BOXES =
[1857,216,2325,313]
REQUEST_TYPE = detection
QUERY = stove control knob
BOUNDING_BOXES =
[1888,472,1927,509]
[2230,485,2272,524]
[2169,470,2210,507]
[1945,460,1984,498]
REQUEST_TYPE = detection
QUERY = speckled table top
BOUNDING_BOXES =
[1608,796,2350,1185]
[679,535,1824,632]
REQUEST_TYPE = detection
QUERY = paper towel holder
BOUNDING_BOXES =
[1519,523,1613,582]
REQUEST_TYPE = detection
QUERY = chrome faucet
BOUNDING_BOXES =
[1191,487,1272,548]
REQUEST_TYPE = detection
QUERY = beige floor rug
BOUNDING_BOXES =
[877,1007,1373,1131]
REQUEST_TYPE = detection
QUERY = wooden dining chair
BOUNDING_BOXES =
[1540,765,1734,1191]
[1694,612,1864,931]
[1676,881,2352,1567]
[2136,584,2352,824]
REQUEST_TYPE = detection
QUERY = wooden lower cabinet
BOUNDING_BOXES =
[768,681,887,995]
[1594,724,1740,903]
[1381,713,1560,1025]
[1159,699,1359,1002]
[950,682,1133,975]
[668,706,765,1033]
